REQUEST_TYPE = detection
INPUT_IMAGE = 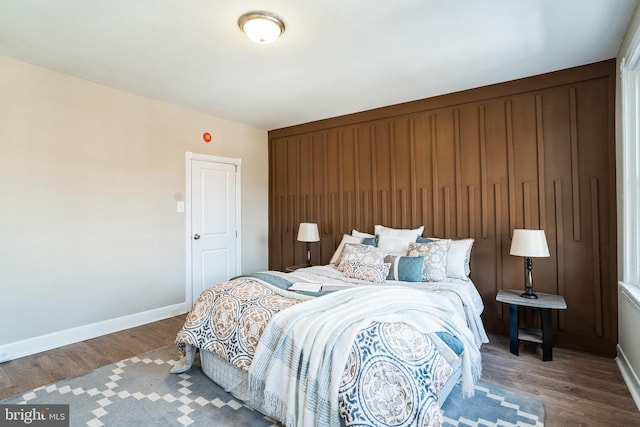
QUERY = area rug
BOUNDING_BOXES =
[1,345,544,426]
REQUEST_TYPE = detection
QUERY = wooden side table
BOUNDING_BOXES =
[496,289,567,361]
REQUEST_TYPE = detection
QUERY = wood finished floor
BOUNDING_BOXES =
[1,316,638,426]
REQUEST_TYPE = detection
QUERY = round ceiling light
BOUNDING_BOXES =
[238,11,285,44]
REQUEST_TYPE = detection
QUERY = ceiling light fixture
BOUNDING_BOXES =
[238,11,285,44]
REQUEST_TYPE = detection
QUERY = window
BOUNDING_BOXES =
[621,38,640,287]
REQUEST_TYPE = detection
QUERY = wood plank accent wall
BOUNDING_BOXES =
[267,59,617,357]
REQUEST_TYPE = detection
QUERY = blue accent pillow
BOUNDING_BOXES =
[435,331,464,355]
[361,236,378,247]
[416,236,434,243]
[384,255,424,282]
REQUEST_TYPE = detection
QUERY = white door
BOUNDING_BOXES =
[190,159,239,302]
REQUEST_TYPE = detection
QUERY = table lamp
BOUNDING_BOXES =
[509,229,550,299]
[297,223,320,267]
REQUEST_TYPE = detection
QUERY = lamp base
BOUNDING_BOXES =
[520,257,538,299]
[305,242,312,267]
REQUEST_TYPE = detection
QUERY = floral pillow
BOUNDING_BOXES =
[329,234,364,265]
[407,240,450,282]
[425,238,474,280]
[337,243,387,272]
[342,261,391,283]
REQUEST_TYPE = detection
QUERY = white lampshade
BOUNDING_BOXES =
[510,229,550,257]
[297,223,319,242]
[238,12,285,44]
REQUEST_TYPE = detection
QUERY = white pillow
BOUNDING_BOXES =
[447,238,474,280]
[352,229,375,238]
[428,237,474,280]
[329,234,364,265]
[374,225,425,255]
[374,225,425,236]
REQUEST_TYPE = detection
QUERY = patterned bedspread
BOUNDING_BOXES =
[340,322,452,426]
[175,277,311,371]
[175,275,481,426]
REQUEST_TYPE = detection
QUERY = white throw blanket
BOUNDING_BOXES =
[419,282,490,347]
[281,265,490,347]
[247,286,482,427]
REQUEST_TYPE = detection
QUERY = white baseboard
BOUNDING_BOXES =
[0,302,190,363]
[617,344,640,411]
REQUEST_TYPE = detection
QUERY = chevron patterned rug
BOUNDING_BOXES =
[1,345,544,427]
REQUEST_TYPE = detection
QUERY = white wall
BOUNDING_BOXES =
[0,55,268,355]
[616,2,640,410]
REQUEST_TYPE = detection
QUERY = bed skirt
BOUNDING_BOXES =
[200,348,462,424]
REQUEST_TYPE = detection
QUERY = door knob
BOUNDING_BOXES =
[194,234,200,240]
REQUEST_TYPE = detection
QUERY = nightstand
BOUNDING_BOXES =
[496,289,567,361]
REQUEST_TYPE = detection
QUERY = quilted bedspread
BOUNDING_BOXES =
[339,321,453,426]
[175,276,478,426]
[175,276,311,371]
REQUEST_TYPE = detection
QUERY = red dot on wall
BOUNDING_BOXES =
[202,132,212,143]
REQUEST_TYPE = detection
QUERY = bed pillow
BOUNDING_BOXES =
[361,236,379,247]
[447,238,474,280]
[374,225,425,236]
[427,237,474,280]
[384,255,424,282]
[342,261,391,283]
[337,243,387,271]
[407,240,450,282]
[352,229,375,238]
[329,234,364,265]
[415,236,434,244]
[374,225,425,255]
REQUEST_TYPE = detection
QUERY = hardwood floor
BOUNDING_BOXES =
[483,334,640,426]
[1,316,639,426]
[0,315,186,401]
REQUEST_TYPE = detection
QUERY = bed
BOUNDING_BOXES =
[172,227,489,426]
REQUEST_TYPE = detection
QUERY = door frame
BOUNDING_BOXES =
[185,151,242,306]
